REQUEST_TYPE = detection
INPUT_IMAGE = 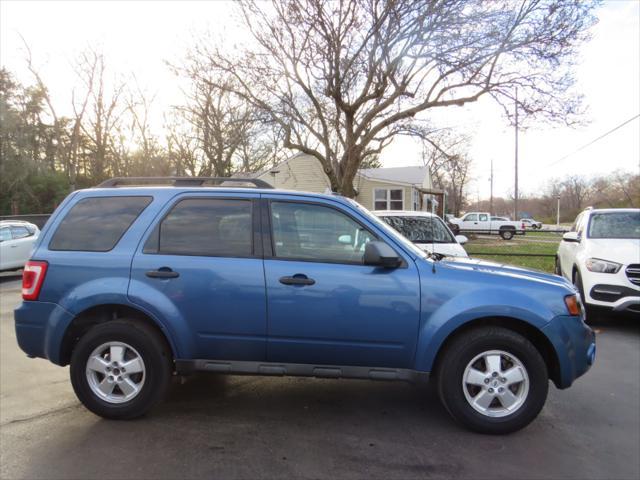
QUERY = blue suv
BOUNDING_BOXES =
[14,177,595,433]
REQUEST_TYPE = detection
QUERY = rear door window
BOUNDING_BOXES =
[0,228,10,242]
[49,196,152,251]
[10,226,31,239]
[146,198,253,257]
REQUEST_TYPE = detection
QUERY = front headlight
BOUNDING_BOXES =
[585,258,622,274]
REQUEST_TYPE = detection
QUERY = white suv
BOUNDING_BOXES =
[556,208,640,314]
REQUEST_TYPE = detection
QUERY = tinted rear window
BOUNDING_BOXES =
[145,198,253,257]
[49,196,152,251]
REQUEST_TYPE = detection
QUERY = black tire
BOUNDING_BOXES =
[70,319,173,420]
[500,229,514,240]
[436,326,548,434]
[573,269,595,321]
[554,256,562,276]
[573,269,586,303]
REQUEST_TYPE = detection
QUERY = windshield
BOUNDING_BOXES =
[588,211,640,239]
[343,199,427,258]
[380,216,455,243]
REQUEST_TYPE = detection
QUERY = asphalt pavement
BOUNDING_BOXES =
[1,273,638,480]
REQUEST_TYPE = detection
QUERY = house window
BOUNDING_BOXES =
[374,188,403,210]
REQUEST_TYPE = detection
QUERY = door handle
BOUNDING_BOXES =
[279,274,315,286]
[146,267,179,279]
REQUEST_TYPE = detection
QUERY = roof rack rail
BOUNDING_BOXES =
[97,177,274,189]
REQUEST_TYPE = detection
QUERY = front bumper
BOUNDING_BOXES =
[14,301,75,365]
[542,314,595,389]
[587,284,640,313]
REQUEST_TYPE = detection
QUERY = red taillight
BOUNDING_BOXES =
[22,261,48,301]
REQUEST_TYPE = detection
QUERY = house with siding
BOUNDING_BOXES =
[246,153,444,215]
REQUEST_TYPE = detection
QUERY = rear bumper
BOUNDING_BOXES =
[542,314,595,389]
[14,301,74,365]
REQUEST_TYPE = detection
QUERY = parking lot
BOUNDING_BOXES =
[1,273,638,480]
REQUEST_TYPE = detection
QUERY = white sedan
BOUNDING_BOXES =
[0,221,40,271]
[373,210,468,258]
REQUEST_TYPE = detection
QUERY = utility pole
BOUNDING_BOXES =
[514,87,519,221]
[556,194,561,227]
[489,159,494,215]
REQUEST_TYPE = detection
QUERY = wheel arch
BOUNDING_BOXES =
[429,316,562,388]
[58,304,177,367]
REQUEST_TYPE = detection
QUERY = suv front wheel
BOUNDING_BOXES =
[70,319,172,419]
[436,326,548,434]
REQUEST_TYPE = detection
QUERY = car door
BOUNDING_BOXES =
[477,213,491,233]
[262,196,421,369]
[460,214,478,231]
[558,213,584,278]
[128,193,267,361]
[0,227,13,270]
[9,226,35,266]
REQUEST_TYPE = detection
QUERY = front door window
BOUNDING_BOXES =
[270,202,376,264]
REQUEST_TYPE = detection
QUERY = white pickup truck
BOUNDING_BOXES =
[448,212,525,240]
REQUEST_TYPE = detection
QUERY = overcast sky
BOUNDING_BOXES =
[1,0,638,199]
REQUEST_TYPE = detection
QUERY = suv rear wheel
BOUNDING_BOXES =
[70,319,172,419]
[436,326,548,434]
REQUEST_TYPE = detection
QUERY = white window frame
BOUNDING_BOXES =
[373,188,404,210]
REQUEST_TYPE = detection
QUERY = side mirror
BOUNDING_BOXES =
[455,235,468,245]
[562,232,580,243]
[338,234,352,245]
[364,241,401,268]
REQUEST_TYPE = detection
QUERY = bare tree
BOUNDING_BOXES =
[165,113,200,176]
[420,130,473,216]
[20,35,67,174]
[170,60,282,176]
[562,175,589,212]
[195,0,596,196]
[69,50,99,187]
[74,49,126,181]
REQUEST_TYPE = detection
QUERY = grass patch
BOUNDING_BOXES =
[464,235,560,273]
[465,254,556,273]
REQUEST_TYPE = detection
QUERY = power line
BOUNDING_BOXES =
[547,114,640,167]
